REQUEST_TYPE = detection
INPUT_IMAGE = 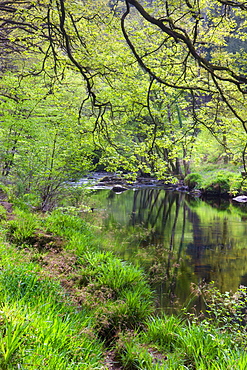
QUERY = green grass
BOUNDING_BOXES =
[0,206,247,369]
[0,267,104,369]
[45,209,100,253]
[5,209,39,246]
[113,315,247,369]
[75,251,154,339]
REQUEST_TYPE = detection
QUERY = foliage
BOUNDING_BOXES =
[112,312,247,369]
[0,217,105,369]
[202,170,242,195]
[184,172,202,190]
[142,315,183,352]
[0,265,61,304]
[45,210,90,239]
[0,71,94,211]
[44,209,98,253]
[1,0,247,187]
[200,282,247,336]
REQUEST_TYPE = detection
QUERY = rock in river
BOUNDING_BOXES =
[112,184,128,193]
[232,195,247,203]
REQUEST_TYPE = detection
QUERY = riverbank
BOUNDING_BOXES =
[0,201,247,369]
[76,167,246,200]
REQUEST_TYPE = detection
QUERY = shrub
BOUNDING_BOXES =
[201,283,247,334]
[184,173,202,190]
[202,171,242,195]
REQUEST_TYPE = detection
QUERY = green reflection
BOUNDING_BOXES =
[90,188,247,312]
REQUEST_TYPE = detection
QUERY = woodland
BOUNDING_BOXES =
[1,0,247,210]
[1,2,247,369]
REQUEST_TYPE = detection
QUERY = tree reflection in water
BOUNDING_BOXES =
[91,188,247,313]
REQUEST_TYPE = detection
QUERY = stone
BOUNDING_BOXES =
[111,185,128,193]
[232,195,247,203]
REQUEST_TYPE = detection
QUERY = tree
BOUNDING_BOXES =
[121,0,247,169]
[43,0,247,175]
[0,69,95,210]
[1,0,247,184]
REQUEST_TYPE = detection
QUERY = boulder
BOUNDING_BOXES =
[111,184,128,193]
[232,195,247,203]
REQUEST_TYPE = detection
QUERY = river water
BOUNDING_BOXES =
[88,187,247,313]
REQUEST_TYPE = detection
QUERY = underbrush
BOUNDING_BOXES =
[185,158,246,196]
[185,169,243,195]
[0,206,247,369]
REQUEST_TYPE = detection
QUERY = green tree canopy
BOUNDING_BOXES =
[1,0,247,195]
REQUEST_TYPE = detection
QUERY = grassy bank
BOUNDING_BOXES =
[0,202,246,369]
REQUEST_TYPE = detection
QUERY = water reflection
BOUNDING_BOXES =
[90,188,247,312]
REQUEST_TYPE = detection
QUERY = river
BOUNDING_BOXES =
[88,187,247,313]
